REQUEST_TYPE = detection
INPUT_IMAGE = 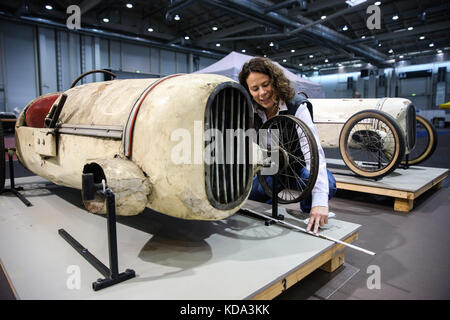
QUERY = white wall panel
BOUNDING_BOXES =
[81,35,95,83]
[57,30,72,91]
[100,38,110,70]
[121,43,150,74]
[68,33,81,86]
[110,40,121,70]
[160,49,175,76]
[0,29,5,111]
[1,21,38,112]
[199,57,218,71]
[176,52,188,73]
[38,27,57,94]
[150,48,160,74]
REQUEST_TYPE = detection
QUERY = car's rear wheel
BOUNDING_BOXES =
[339,109,405,179]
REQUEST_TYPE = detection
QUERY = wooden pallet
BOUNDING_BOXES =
[250,232,357,300]
[328,159,449,212]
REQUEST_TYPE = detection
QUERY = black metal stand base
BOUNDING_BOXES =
[265,173,284,225]
[399,154,410,170]
[58,229,135,291]
[59,175,136,291]
[1,149,32,207]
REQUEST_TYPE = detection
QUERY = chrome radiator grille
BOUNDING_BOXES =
[204,82,254,210]
[406,103,417,151]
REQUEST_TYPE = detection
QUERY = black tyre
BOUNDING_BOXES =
[257,115,319,203]
[0,123,5,192]
[339,109,405,179]
[401,115,438,166]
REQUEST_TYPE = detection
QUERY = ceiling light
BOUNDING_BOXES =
[408,27,413,31]
[420,36,425,40]
[342,25,348,31]
[361,35,366,39]
[299,63,303,66]
[283,59,287,62]
[148,28,154,32]
[241,49,246,53]
[338,63,342,66]
[324,59,328,63]
[264,54,267,57]
[291,49,295,53]
[216,43,221,47]
[313,67,318,70]
[126,3,133,8]
[309,55,314,58]
[174,14,180,21]
[45,5,53,10]
[321,16,326,20]
[378,43,382,47]
[388,49,393,53]
[269,41,274,47]
[399,55,404,58]
[212,26,218,31]
[374,1,381,5]
[184,36,190,40]
[429,43,434,47]
[437,50,443,54]
[392,15,399,20]
[103,18,109,23]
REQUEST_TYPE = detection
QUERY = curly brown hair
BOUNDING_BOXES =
[238,57,295,103]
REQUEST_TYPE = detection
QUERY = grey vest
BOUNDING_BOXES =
[253,94,314,131]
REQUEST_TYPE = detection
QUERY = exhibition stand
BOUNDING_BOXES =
[0,176,360,300]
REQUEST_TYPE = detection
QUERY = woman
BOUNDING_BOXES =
[238,57,336,234]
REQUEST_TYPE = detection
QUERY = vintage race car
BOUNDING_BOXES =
[309,98,417,178]
[1,72,319,218]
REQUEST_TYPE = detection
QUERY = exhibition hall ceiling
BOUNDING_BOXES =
[1,0,449,72]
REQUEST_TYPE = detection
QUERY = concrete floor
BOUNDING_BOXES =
[1,128,450,300]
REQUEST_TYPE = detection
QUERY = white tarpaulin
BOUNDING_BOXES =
[193,51,325,98]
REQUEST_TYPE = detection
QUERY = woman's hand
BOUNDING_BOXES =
[306,206,329,234]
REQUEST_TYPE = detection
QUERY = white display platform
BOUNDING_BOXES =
[0,176,360,300]
[327,158,449,212]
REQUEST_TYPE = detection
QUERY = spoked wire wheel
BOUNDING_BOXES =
[401,115,437,166]
[0,123,5,192]
[257,115,319,203]
[339,109,405,179]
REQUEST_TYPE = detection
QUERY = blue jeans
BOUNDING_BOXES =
[249,168,337,213]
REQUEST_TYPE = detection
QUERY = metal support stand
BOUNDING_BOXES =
[401,154,410,169]
[1,148,32,207]
[58,174,135,291]
[241,171,285,227]
[265,173,284,226]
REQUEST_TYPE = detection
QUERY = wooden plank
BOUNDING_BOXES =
[395,173,448,212]
[336,181,411,199]
[320,250,345,273]
[413,172,448,199]
[394,198,414,212]
[250,232,358,300]
[0,260,17,299]
[433,181,443,191]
